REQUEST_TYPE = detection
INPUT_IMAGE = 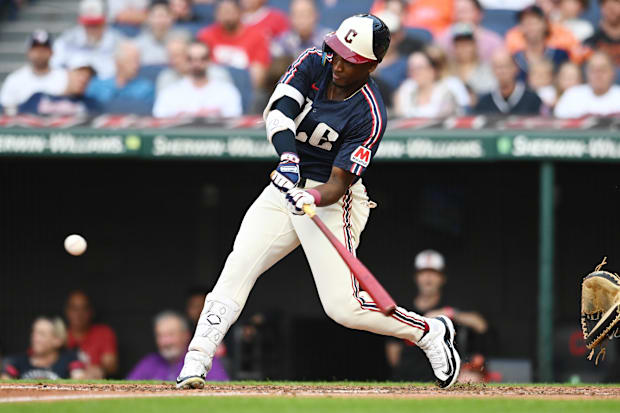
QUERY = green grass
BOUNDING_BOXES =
[2,397,620,413]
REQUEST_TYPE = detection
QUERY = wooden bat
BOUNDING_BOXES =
[303,204,397,316]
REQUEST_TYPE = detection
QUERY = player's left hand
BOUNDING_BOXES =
[285,188,316,215]
[270,152,300,192]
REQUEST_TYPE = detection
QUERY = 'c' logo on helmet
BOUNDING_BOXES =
[344,29,358,43]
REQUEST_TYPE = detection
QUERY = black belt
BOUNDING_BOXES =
[298,177,307,188]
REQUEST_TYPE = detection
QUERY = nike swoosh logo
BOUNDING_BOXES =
[311,83,319,91]
[441,347,453,376]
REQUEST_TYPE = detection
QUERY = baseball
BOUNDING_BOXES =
[64,234,87,256]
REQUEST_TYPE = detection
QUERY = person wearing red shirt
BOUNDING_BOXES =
[241,0,290,40]
[197,0,270,88]
[65,290,118,378]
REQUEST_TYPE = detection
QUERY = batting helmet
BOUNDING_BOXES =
[323,14,391,64]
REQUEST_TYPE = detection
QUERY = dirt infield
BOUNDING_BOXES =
[1,382,619,403]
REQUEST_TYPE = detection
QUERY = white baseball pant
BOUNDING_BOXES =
[207,179,428,342]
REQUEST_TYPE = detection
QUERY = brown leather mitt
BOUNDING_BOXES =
[581,257,620,364]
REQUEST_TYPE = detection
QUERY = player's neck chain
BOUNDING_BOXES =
[327,80,368,102]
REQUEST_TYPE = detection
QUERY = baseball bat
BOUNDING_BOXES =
[303,204,397,316]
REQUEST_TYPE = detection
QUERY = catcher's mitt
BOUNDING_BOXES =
[581,257,620,364]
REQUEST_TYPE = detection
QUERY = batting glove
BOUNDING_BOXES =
[270,152,300,192]
[285,188,316,215]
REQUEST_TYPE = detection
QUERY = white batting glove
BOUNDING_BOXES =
[285,188,316,215]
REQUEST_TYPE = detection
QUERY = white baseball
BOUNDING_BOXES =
[64,234,87,256]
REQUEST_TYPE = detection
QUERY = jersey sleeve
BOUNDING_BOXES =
[263,48,324,117]
[333,89,386,177]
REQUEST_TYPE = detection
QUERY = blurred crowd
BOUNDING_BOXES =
[0,0,619,119]
[0,289,229,381]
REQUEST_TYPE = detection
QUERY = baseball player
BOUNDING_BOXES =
[177,14,460,389]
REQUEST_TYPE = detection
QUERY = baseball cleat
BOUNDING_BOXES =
[176,375,205,390]
[417,316,461,389]
[176,351,211,390]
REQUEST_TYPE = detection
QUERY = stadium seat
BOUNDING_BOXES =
[224,66,253,115]
[192,4,215,25]
[318,0,375,31]
[138,65,167,84]
[580,0,601,26]
[481,9,518,36]
[111,23,141,38]
[405,27,433,44]
[268,0,291,13]
[103,97,153,116]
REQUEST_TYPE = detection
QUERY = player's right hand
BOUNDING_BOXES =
[285,188,316,215]
[270,152,300,192]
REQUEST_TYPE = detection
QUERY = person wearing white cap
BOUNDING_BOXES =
[176,14,461,391]
[385,250,489,382]
[50,0,125,79]
[0,30,68,115]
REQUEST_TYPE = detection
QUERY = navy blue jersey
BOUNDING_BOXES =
[277,48,387,183]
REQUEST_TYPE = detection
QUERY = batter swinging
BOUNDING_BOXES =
[177,14,461,389]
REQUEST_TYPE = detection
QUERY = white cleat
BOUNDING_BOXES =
[176,351,211,390]
[417,316,461,389]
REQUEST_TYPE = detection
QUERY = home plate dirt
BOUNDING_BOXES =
[1,382,619,403]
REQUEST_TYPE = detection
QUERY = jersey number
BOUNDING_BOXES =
[294,98,339,151]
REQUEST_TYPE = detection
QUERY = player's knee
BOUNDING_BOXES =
[322,297,360,329]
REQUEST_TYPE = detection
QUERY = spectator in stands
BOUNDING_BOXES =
[558,0,594,41]
[197,0,270,89]
[394,51,459,118]
[18,60,103,116]
[385,250,488,382]
[0,316,85,380]
[134,1,178,65]
[555,60,583,99]
[170,0,205,35]
[448,23,497,97]
[371,11,411,107]
[153,41,242,117]
[107,0,148,35]
[271,0,331,59]
[479,0,535,9]
[185,287,206,327]
[426,45,471,111]
[585,0,620,66]
[241,0,289,40]
[86,41,155,112]
[528,59,557,109]
[474,49,542,114]
[505,4,584,63]
[0,30,68,115]
[376,0,427,55]
[436,0,504,62]
[127,311,229,381]
[51,0,124,79]
[371,0,454,35]
[512,6,570,79]
[156,34,233,93]
[555,51,620,117]
[156,34,190,92]
[64,290,118,379]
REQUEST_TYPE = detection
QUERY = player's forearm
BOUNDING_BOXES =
[310,167,355,207]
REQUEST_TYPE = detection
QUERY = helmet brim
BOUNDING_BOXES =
[324,32,375,64]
